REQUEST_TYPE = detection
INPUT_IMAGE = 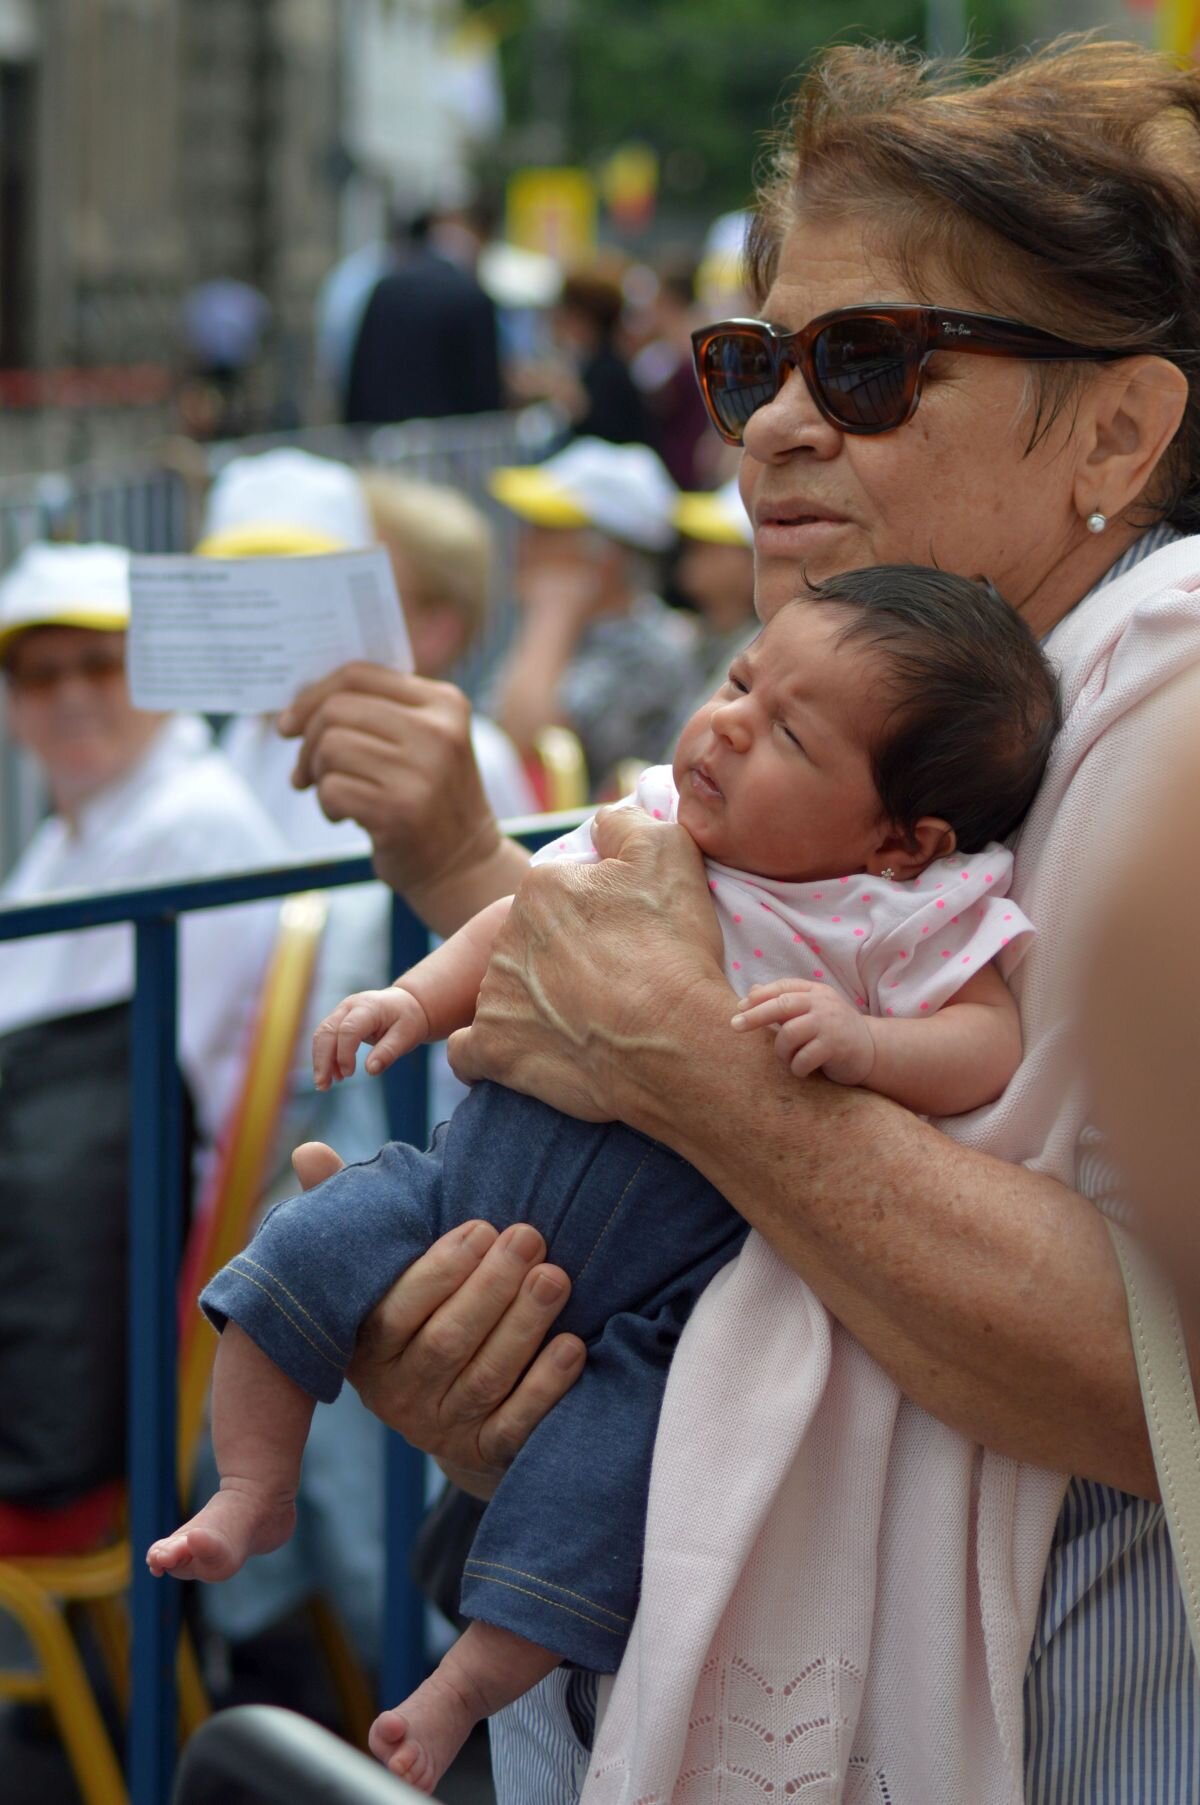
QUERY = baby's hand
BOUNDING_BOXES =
[312,987,431,1090]
[731,979,876,1085]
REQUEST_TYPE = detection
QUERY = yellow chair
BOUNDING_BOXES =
[531,725,590,811]
[0,892,330,1805]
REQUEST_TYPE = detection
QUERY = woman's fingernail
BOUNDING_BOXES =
[532,1270,566,1306]
[504,1224,543,1263]
[731,1013,745,1028]
[462,1222,494,1256]
[553,1337,585,1371]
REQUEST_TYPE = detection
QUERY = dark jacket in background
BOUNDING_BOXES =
[343,250,502,426]
[0,1004,193,1507]
[578,344,652,447]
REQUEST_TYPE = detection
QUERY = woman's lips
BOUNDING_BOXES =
[754,514,850,555]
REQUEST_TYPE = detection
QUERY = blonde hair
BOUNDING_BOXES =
[360,472,493,645]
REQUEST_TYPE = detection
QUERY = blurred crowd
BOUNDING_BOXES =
[0,211,764,1731]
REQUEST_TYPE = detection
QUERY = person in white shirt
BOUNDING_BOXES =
[193,451,535,1672]
[0,541,284,1535]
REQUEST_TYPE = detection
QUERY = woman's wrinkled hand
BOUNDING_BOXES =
[289,1142,583,1500]
[448,807,730,1129]
[277,664,501,903]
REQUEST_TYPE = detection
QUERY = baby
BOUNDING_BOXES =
[149,564,1060,1791]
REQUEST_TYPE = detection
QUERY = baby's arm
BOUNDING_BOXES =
[313,895,513,1089]
[148,1322,314,1581]
[733,964,1022,1116]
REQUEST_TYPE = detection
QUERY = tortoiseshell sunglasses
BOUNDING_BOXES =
[691,304,1136,442]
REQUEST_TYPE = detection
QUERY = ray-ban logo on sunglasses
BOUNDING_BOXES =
[941,321,972,337]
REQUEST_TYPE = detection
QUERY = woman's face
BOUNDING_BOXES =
[739,213,1108,633]
[4,627,163,809]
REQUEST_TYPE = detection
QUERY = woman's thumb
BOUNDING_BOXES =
[291,1141,345,1190]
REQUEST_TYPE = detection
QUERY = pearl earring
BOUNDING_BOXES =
[1086,511,1107,534]
[880,867,896,881]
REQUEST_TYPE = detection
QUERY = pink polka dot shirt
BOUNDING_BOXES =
[533,766,1035,1019]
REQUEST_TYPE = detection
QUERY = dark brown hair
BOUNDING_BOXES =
[560,266,626,340]
[748,37,1200,532]
[806,565,1061,852]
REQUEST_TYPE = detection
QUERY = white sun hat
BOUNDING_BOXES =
[674,476,754,548]
[197,449,374,558]
[488,437,678,553]
[0,542,130,658]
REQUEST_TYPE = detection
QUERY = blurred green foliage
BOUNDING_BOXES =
[480,0,1033,222]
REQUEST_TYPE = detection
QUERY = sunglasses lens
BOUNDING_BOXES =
[697,330,777,442]
[812,316,912,430]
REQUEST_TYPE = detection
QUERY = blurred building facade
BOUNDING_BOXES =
[0,0,485,465]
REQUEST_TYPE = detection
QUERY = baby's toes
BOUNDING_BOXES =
[389,1737,437,1795]
[146,1536,189,1576]
[369,1709,407,1764]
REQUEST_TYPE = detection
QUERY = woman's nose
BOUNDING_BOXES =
[742,365,842,464]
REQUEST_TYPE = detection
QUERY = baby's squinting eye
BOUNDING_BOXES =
[727,674,748,695]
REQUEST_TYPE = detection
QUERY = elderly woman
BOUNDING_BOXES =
[282,38,1200,1799]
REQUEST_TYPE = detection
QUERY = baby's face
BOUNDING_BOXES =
[673,603,893,883]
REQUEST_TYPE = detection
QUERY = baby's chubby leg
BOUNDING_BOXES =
[147,1323,314,1582]
[369,1621,559,1794]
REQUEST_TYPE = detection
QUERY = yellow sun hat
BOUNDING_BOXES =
[196,449,374,558]
[674,477,754,548]
[488,437,678,552]
[0,542,130,658]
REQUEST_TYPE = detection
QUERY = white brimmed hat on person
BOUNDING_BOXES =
[674,476,754,549]
[0,543,130,658]
[197,450,373,557]
[488,438,678,553]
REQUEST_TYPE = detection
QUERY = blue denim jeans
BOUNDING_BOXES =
[202,1080,745,1671]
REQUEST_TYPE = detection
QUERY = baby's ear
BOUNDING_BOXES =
[867,818,956,880]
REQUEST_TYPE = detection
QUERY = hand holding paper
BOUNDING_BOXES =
[128,548,413,714]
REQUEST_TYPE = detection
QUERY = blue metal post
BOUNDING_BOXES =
[380,896,433,1708]
[128,915,185,1804]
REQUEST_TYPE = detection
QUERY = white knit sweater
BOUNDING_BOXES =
[581,538,1200,1805]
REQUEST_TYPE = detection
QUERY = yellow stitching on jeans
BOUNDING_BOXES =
[462,1565,624,1635]
[574,1147,653,1289]
[230,1252,352,1360]
[221,1268,344,1370]
[463,1557,630,1621]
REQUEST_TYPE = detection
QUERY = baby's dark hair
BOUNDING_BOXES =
[805,565,1061,853]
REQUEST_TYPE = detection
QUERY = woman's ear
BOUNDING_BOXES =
[1073,355,1189,526]
[866,817,956,879]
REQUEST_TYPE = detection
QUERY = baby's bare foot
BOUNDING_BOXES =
[368,1669,482,1795]
[146,1483,295,1582]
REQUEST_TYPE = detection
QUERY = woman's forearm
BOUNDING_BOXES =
[634,978,1158,1498]
[380,835,531,940]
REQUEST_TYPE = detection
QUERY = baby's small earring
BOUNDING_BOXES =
[880,867,896,881]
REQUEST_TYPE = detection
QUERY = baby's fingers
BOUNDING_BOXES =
[742,978,810,1008]
[732,990,814,1032]
[312,1003,355,1089]
[774,1016,828,1079]
[364,1017,420,1076]
[334,1003,386,1082]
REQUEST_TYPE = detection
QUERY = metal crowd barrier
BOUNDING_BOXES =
[0,813,576,1805]
[173,1704,431,1804]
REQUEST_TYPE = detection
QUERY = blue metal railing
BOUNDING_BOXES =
[0,816,579,1803]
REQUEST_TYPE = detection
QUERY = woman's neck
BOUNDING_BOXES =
[1017,521,1150,640]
